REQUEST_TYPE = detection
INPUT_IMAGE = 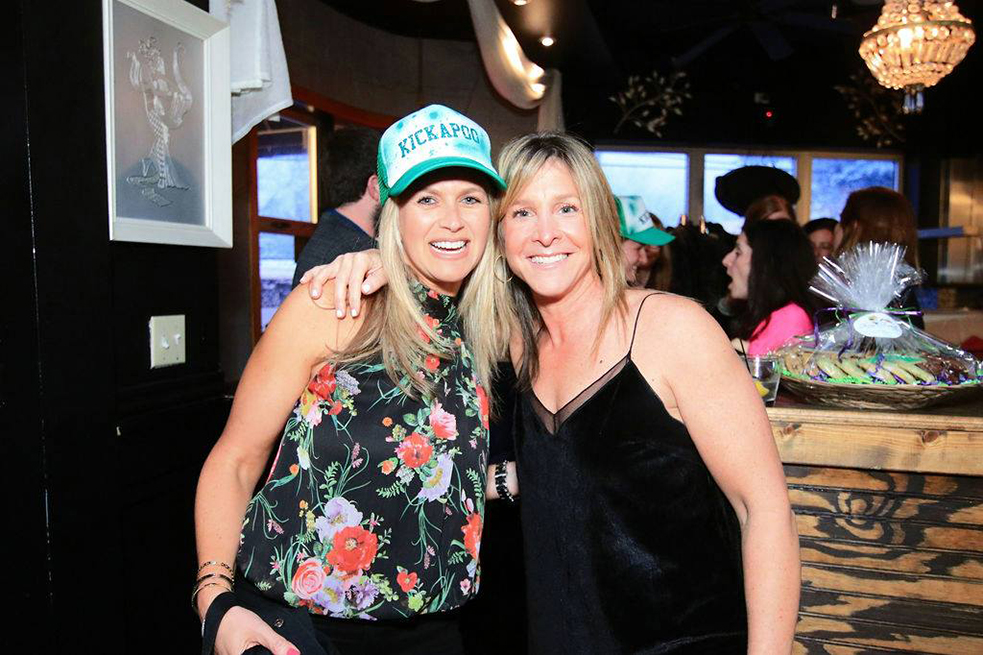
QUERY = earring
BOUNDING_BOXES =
[494,255,513,284]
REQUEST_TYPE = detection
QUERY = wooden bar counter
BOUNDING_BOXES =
[767,396,983,654]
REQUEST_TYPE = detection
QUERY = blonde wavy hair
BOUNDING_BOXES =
[331,188,506,401]
[496,132,628,389]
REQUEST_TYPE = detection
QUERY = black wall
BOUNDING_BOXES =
[8,0,229,651]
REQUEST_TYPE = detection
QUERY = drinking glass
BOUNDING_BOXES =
[744,355,781,404]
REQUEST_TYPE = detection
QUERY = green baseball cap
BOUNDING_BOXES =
[615,195,675,246]
[377,104,506,204]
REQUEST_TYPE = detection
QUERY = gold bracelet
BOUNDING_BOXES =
[197,560,235,576]
[191,581,233,613]
[195,572,234,588]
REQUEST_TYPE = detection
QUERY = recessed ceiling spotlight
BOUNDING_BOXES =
[540,36,555,47]
[513,0,528,5]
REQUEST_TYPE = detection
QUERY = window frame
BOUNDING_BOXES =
[248,107,320,341]
[256,116,319,226]
[594,143,905,228]
[245,88,396,343]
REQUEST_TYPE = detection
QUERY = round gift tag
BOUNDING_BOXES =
[853,312,903,339]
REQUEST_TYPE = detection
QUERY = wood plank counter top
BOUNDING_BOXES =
[765,396,983,653]
[767,397,983,476]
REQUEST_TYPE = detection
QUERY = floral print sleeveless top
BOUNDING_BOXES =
[238,283,490,620]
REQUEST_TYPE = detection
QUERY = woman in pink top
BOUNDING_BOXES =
[723,219,818,355]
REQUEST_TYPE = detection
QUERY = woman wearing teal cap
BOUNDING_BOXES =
[192,105,515,655]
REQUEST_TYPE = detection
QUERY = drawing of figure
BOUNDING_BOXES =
[126,36,193,207]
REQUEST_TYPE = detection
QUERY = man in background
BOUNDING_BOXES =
[291,126,380,288]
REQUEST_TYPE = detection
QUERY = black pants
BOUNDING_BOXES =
[233,580,464,655]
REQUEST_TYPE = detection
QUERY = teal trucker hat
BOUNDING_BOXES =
[615,195,675,247]
[377,104,506,204]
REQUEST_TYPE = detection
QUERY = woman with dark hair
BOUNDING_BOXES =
[803,217,838,262]
[834,186,925,329]
[723,219,818,356]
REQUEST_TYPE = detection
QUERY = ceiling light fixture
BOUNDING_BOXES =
[512,0,528,5]
[540,36,554,47]
[859,1,975,114]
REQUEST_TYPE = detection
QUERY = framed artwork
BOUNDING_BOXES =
[103,0,232,247]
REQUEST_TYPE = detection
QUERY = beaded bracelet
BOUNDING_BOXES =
[495,461,515,503]
[197,560,235,576]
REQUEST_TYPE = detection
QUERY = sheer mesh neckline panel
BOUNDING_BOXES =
[530,355,630,435]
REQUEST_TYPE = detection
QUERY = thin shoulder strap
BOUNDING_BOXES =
[629,293,661,354]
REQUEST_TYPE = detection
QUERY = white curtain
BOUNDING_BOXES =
[210,0,293,143]
[466,0,564,131]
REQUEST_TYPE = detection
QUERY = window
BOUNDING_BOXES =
[241,93,394,345]
[249,109,321,339]
[257,118,317,223]
[703,154,797,235]
[595,150,688,227]
[595,145,903,235]
[259,233,298,331]
[809,157,900,220]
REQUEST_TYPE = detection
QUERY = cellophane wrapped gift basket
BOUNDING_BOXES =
[777,242,982,410]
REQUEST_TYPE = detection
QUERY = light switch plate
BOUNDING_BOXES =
[149,315,186,368]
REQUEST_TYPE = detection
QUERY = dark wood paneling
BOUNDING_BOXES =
[4,3,52,652]
[786,464,983,499]
[218,139,256,385]
[800,538,983,579]
[118,397,231,652]
[800,588,983,637]
[788,464,983,654]
[21,0,121,651]
[13,0,225,652]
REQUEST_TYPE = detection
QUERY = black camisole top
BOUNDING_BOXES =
[514,295,748,654]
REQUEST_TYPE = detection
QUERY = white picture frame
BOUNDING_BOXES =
[103,0,232,247]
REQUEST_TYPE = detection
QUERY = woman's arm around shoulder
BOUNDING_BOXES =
[299,249,385,319]
[631,293,800,655]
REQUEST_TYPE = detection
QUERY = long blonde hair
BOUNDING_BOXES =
[332,192,506,400]
[496,132,628,389]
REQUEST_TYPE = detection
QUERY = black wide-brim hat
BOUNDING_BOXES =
[714,166,800,216]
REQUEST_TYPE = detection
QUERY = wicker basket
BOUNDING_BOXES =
[780,375,983,410]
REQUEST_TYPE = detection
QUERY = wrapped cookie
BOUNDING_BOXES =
[778,242,980,388]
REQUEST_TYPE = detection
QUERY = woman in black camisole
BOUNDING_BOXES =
[495,133,801,654]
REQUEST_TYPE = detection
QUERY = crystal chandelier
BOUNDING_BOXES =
[859,1,976,114]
